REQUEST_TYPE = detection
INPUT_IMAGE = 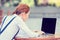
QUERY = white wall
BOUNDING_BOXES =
[26,18,42,31]
[55,18,60,35]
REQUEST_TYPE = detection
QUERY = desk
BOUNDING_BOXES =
[15,35,60,40]
[15,38,60,40]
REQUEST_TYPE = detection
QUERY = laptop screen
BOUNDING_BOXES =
[41,18,57,34]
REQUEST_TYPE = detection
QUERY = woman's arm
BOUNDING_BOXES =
[17,17,40,37]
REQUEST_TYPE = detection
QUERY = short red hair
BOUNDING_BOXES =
[13,4,30,15]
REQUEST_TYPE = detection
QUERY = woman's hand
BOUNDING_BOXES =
[34,30,45,35]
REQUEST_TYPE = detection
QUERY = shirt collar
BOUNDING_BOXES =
[13,14,24,21]
[13,14,18,17]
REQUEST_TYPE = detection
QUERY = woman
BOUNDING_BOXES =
[0,4,41,40]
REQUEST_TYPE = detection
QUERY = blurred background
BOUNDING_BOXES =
[0,0,60,36]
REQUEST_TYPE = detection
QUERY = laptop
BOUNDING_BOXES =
[41,18,57,35]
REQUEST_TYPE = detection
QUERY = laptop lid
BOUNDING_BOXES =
[41,18,56,34]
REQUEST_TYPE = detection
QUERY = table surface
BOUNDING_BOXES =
[15,35,60,40]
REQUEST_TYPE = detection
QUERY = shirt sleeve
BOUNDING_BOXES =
[16,17,40,38]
